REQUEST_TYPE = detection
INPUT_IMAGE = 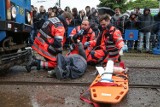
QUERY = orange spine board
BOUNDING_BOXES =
[90,74,129,104]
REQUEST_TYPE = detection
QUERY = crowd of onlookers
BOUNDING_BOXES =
[29,5,160,53]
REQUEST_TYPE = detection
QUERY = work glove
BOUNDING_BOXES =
[84,42,90,48]
[77,29,84,36]
[72,29,84,43]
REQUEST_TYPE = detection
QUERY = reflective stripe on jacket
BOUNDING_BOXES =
[32,17,65,61]
[105,26,124,58]
[89,26,124,59]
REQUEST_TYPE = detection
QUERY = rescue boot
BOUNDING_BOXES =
[26,58,40,72]
[77,42,87,59]
[54,66,68,79]
[47,70,56,78]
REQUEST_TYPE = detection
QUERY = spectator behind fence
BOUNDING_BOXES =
[52,6,58,16]
[79,10,87,21]
[153,11,160,45]
[70,8,81,26]
[29,5,38,45]
[111,7,123,33]
[124,12,139,50]
[57,7,64,16]
[134,7,142,17]
[32,6,38,23]
[85,6,91,18]
[35,5,48,29]
[137,8,154,53]
[48,7,56,18]
[64,6,71,13]
[88,7,99,38]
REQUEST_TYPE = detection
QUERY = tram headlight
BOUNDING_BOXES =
[26,12,31,23]
[11,6,17,19]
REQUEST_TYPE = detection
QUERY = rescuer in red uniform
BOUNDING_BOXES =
[68,19,95,55]
[26,12,73,72]
[85,14,124,65]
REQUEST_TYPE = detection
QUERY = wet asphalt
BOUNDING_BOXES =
[0,53,160,107]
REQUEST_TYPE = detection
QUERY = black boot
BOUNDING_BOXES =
[54,66,68,79]
[26,58,40,72]
[77,42,87,59]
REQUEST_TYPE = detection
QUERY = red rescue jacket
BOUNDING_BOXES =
[32,17,65,61]
[89,25,124,60]
[69,26,95,55]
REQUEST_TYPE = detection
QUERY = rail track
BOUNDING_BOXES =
[0,80,160,89]
[124,54,160,57]
[122,52,160,58]
[0,65,160,88]
[128,66,160,69]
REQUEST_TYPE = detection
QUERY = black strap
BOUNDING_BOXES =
[39,30,52,45]
[113,74,128,80]
[105,27,116,41]
[39,30,58,53]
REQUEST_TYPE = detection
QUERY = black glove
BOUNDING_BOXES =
[72,29,84,43]
[77,29,84,36]
[72,34,79,43]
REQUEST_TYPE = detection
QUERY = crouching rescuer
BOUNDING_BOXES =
[85,14,124,65]
[26,12,73,72]
[68,19,95,55]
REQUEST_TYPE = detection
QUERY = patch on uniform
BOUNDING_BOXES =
[49,17,60,24]
[117,33,121,37]
[42,21,49,28]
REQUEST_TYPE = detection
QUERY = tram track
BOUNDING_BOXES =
[124,55,160,58]
[0,81,160,89]
[128,66,160,69]
[0,65,159,89]
[123,51,160,55]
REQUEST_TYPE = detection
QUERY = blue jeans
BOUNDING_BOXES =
[158,31,160,41]
[138,32,151,51]
[126,40,134,49]
[157,31,160,48]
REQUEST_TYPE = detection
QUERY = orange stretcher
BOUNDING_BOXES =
[90,73,129,104]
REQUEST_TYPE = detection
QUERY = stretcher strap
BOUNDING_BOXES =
[91,82,117,87]
[80,89,100,107]
[80,82,117,107]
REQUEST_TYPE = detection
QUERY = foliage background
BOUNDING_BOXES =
[98,0,159,12]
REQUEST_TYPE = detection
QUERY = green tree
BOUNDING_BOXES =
[98,0,128,12]
[126,0,159,10]
[98,0,159,13]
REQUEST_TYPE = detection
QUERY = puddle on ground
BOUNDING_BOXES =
[30,91,65,107]
[0,91,32,107]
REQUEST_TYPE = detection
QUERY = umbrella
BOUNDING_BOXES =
[97,7,115,16]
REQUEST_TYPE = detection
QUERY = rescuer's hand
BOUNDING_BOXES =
[72,34,79,43]
[77,29,84,36]
[84,42,90,48]
[72,29,84,43]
